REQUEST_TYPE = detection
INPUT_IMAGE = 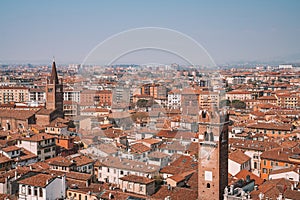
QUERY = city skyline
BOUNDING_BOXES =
[1,0,300,65]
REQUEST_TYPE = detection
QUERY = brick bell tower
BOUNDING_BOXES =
[198,109,229,200]
[46,59,63,113]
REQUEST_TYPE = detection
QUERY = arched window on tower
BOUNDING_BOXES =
[6,123,10,130]
[204,132,209,141]
[202,111,207,118]
[209,132,214,141]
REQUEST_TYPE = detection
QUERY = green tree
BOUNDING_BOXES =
[136,99,148,108]
[231,100,246,109]
[219,99,231,108]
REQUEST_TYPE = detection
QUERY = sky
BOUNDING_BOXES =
[0,0,300,65]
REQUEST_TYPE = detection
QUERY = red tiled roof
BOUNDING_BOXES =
[151,186,197,200]
[235,169,264,185]
[130,143,151,154]
[66,154,94,166]
[247,122,293,131]
[20,133,55,142]
[229,150,251,164]
[1,145,21,152]
[119,175,154,184]
[18,173,56,187]
[46,156,74,167]
[160,155,197,175]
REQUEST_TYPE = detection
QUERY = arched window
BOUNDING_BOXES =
[202,111,207,118]
[209,132,214,141]
[254,162,257,169]
[207,183,210,188]
[204,132,209,141]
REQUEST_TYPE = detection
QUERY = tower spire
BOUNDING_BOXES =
[50,58,59,84]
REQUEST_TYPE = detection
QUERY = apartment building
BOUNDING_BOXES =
[226,90,252,101]
[167,89,181,109]
[94,156,159,185]
[18,173,66,200]
[0,86,29,104]
[16,133,56,161]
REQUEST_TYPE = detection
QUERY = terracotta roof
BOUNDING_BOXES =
[159,141,186,152]
[0,154,12,164]
[160,155,197,175]
[151,186,197,200]
[130,143,151,154]
[269,166,299,175]
[227,90,251,95]
[229,150,251,164]
[136,138,162,145]
[229,138,280,151]
[66,154,94,166]
[247,122,293,131]
[258,96,277,100]
[46,156,74,167]
[17,148,38,161]
[20,133,55,142]
[81,108,109,113]
[261,147,300,164]
[1,145,21,152]
[98,156,159,173]
[148,151,169,159]
[119,175,154,184]
[251,178,295,200]
[0,109,36,120]
[167,170,195,183]
[18,173,56,187]
[36,108,55,115]
[66,171,92,181]
[235,169,264,185]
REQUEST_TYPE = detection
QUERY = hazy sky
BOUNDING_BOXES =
[0,0,300,65]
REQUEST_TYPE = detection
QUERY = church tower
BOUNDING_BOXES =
[198,109,229,200]
[46,59,63,112]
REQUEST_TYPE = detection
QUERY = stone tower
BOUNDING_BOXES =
[46,59,63,112]
[198,109,229,200]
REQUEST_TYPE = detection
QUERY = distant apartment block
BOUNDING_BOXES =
[0,86,29,104]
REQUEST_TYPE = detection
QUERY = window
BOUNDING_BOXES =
[120,170,124,175]
[262,168,267,173]
[34,187,37,196]
[28,187,31,195]
[107,168,110,173]
[139,186,143,192]
[254,162,257,169]
[39,188,43,197]
[263,160,266,166]
[79,194,82,200]
[207,183,210,188]
[271,161,274,166]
